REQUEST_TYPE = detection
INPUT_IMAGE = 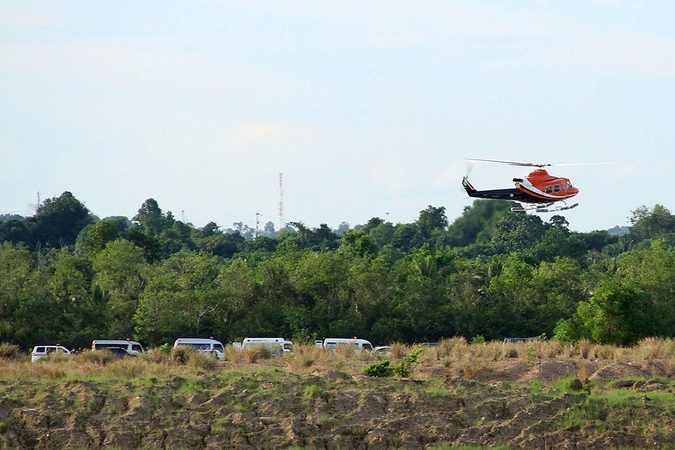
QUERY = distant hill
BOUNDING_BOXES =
[607,225,630,236]
[0,214,24,222]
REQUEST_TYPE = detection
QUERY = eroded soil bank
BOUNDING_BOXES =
[1,359,674,450]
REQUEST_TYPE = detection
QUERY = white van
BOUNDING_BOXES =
[242,337,295,356]
[31,345,72,362]
[322,338,373,353]
[173,338,226,360]
[91,339,144,356]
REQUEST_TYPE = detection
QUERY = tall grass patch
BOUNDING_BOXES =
[638,337,668,360]
[243,345,273,363]
[0,343,22,361]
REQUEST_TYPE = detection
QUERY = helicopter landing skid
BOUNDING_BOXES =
[511,202,578,213]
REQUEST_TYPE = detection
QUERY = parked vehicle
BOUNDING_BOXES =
[241,337,295,356]
[374,345,392,356]
[502,337,544,344]
[321,338,373,353]
[31,345,72,362]
[173,338,226,360]
[91,339,144,356]
[104,347,136,358]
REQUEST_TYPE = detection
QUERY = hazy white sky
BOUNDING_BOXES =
[2,1,674,233]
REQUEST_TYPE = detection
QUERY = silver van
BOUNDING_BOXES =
[173,338,226,360]
[31,345,72,362]
[91,339,144,356]
[242,337,295,356]
[321,338,373,353]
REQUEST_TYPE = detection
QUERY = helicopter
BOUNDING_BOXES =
[461,158,584,213]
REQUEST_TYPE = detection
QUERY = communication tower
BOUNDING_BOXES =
[278,173,284,230]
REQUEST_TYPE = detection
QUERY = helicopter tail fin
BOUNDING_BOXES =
[462,176,477,197]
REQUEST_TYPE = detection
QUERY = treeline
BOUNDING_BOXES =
[1,192,674,350]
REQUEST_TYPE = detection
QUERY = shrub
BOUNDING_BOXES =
[560,377,584,392]
[159,343,173,354]
[80,350,116,365]
[188,352,218,371]
[365,347,424,378]
[394,346,423,378]
[144,349,169,364]
[171,346,194,365]
[243,346,272,363]
[471,335,486,345]
[390,343,407,360]
[577,339,591,359]
[303,384,326,401]
[0,343,21,360]
[364,360,394,378]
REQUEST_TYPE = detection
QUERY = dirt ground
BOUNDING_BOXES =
[1,349,674,449]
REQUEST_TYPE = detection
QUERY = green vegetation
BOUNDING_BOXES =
[1,191,674,352]
[364,345,423,378]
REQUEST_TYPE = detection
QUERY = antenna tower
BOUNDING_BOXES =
[278,172,284,230]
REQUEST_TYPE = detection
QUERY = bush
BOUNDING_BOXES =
[364,360,394,378]
[364,346,424,378]
[171,346,195,365]
[394,346,423,378]
[243,346,272,363]
[471,335,486,345]
[560,377,584,392]
[80,350,116,365]
[188,352,219,371]
[159,343,173,354]
[143,349,169,364]
[0,343,21,360]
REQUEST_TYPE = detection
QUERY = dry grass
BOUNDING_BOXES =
[577,339,591,359]
[639,337,665,360]
[5,338,675,383]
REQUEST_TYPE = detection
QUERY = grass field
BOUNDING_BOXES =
[1,338,675,449]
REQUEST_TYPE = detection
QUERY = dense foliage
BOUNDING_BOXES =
[1,192,674,350]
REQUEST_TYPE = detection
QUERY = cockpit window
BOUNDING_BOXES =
[567,182,573,190]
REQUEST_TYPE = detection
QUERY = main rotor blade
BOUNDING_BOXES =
[464,158,550,168]
[465,158,614,168]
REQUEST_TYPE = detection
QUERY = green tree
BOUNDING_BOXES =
[390,246,453,342]
[533,226,587,265]
[134,251,226,345]
[26,191,94,248]
[93,239,148,339]
[445,200,515,248]
[159,220,197,258]
[416,205,448,238]
[0,243,42,344]
[76,220,121,256]
[612,240,675,335]
[628,204,675,245]
[0,220,33,245]
[133,198,168,237]
[340,230,378,258]
[369,221,395,249]
[392,223,420,253]
[490,213,546,255]
[554,281,656,345]
[127,227,162,263]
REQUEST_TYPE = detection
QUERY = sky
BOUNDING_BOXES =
[2,1,674,233]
